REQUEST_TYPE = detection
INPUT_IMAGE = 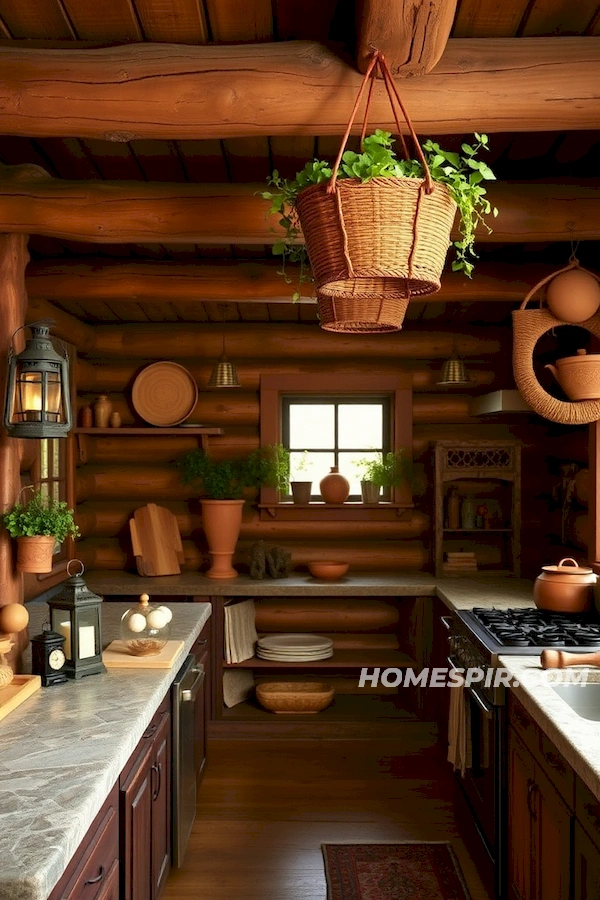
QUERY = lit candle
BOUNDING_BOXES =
[57,621,72,660]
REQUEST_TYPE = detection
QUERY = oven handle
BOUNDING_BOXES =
[447,655,494,719]
[440,616,452,631]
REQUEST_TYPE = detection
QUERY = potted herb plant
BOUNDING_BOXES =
[356,450,412,504]
[177,445,289,579]
[3,488,80,574]
[290,450,312,505]
[261,53,496,333]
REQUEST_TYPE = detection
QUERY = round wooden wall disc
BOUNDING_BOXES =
[132,362,198,426]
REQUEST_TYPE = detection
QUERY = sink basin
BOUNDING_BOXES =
[552,683,600,721]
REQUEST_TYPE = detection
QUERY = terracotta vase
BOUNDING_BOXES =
[200,499,245,579]
[534,557,597,613]
[16,535,56,574]
[291,481,312,504]
[79,405,92,428]
[320,466,350,504]
[93,394,112,428]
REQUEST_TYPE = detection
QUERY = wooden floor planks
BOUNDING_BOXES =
[164,731,492,900]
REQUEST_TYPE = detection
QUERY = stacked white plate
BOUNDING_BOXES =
[256,633,334,662]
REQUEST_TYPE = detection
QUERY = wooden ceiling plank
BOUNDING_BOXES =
[452,0,530,37]
[356,0,458,75]
[133,0,208,42]
[205,0,273,41]
[0,40,599,137]
[170,300,209,322]
[134,300,178,322]
[3,172,600,244]
[269,137,317,180]
[520,0,599,36]
[80,139,145,180]
[35,138,102,180]
[0,137,60,175]
[222,137,272,184]
[129,139,188,182]
[176,140,230,183]
[237,303,272,322]
[275,0,338,41]
[104,300,151,321]
[60,0,143,40]
[0,0,76,38]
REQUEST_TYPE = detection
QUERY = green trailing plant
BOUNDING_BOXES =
[3,489,80,541]
[177,445,290,500]
[261,130,497,290]
[356,450,413,489]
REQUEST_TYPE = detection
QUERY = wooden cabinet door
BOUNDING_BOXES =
[151,711,171,900]
[195,648,208,779]
[534,763,572,900]
[120,742,153,900]
[573,821,600,900]
[508,728,536,900]
[94,860,119,900]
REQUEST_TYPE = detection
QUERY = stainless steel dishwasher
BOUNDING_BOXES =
[171,654,205,867]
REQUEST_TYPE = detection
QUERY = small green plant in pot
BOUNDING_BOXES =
[290,450,312,505]
[3,488,80,574]
[356,450,413,504]
[177,446,289,579]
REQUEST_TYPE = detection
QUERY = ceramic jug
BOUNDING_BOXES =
[320,467,350,504]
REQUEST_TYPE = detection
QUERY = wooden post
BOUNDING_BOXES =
[0,234,28,667]
[590,422,600,565]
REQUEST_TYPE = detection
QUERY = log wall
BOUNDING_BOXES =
[72,322,586,578]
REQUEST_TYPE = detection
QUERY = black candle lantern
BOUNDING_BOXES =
[48,560,106,679]
[4,321,72,439]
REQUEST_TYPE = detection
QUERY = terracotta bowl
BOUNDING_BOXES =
[256,681,334,714]
[308,560,349,580]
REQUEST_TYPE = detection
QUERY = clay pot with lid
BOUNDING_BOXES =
[545,350,600,401]
[533,557,597,613]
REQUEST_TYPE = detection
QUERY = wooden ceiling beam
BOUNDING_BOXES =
[0,39,598,137]
[356,0,458,75]
[25,259,562,304]
[2,167,599,243]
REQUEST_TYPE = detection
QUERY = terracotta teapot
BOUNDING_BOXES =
[545,349,600,401]
[534,557,597,613]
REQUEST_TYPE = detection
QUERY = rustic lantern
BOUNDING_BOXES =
[4,322,72,438]
[48,560,106,679]
[208,305,240,388]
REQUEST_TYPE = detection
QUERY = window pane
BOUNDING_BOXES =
[289,404,335,449]
[338,404,383,450]
[339,451,381,496]
[40,440,49,479]
[290,452,335,490]
[52,440,60,477]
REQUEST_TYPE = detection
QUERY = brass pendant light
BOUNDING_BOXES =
[437,344,471,387]
[208,305,240,388]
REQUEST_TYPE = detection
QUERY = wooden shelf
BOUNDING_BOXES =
[221,693,417,722]
[258,502,414,521]
[443,528,513,533]
[223,649,416,669]
[75,427,223,436]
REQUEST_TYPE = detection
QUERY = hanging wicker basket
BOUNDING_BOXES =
[295,51,457,333]
[513,262,600,425]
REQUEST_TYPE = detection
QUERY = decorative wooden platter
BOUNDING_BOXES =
[132,361,198,426]
[103,640,184,668]
[0,675,42,723]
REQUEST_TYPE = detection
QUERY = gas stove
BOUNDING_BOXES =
[456,606,600,664]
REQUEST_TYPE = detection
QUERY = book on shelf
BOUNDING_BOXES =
[224,599,258,664]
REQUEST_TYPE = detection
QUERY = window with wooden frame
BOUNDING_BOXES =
[259,373,413,520]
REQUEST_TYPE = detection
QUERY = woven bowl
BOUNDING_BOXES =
[308,560,349,580]
[256,682,334,714]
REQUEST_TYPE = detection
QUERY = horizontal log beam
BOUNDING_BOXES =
[84,324,503,358]
[28,260,560,304]
[0,39,598,137]
[3,174,598,243]
[25,296,96,351]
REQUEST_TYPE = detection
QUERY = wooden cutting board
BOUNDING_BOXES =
[0,675,41,722]
[103,640,185,668]
[129,503,184,576]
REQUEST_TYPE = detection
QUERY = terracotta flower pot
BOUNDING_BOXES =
[291,482,312,505]
[360,481,380,504]
[16,535,56,574]
[200,499,244,579]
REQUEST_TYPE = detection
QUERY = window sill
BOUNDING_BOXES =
[258,502,414,521]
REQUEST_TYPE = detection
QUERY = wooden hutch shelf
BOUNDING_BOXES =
[434,440,521,578]
[224,649,416,670]
[74,426,224,453]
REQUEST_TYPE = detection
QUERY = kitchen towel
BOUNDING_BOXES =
[224,599,257,663]
[447,676,472,777]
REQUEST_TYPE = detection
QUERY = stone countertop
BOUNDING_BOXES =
[85,569,537,611]
[500,656,600,803]
[0,601,211,900]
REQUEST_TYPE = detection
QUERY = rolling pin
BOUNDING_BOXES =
[541,649,600,669]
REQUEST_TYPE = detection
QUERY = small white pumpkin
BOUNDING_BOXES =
[146,609,167,630]
[127,612,147,633]
[546,268,600,324]
[156,605,173,624]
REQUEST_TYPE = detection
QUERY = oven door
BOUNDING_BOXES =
[448,655,500,856]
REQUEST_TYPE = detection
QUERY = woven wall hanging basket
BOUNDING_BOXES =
[295,51,457,334]
[513,262,600,425]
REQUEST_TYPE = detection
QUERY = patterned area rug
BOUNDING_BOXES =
[322,842,472,900]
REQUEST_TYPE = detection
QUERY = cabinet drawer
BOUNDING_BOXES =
[49,786,119,900]
[508,694,539,758]
[95,860,119,900]
[539,731,575,808]
[576,777,600,847]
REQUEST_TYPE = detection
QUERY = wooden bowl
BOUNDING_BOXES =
[308,560,349,580]
[256,681,334,714]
